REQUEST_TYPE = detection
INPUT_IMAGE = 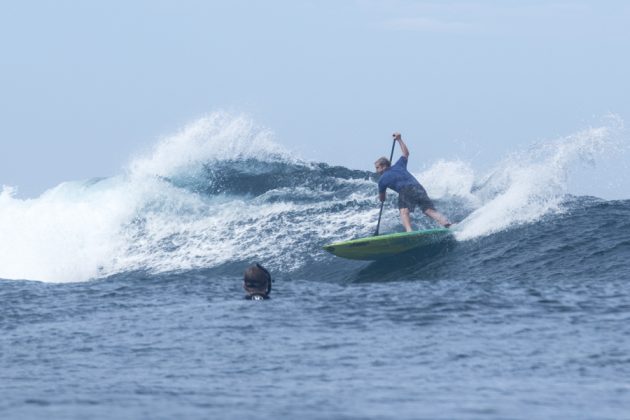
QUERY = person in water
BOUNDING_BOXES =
[243,263,272,300]
[375,132,452,231]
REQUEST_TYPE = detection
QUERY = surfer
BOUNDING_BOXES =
[375,133,452,231]
[243,263,272,300]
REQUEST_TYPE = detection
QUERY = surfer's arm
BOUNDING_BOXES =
[393,132,410,158]
[379,191,386,202]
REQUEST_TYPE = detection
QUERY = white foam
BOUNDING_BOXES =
[0,178,136,282]
[417,159,478,204]
[128,111,292,179]
[446,120,622,240]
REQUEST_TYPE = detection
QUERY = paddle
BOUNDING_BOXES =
[374,137,396,236]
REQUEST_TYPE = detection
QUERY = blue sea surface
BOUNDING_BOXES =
[1,123,630,419]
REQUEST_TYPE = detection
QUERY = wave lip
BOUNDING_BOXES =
[0,113,625,282]
[128,112,291,180]
[0,112,375,283]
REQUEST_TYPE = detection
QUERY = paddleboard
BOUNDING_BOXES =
[323,228,452,260]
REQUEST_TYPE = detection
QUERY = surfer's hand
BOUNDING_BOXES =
[392,132,401,141]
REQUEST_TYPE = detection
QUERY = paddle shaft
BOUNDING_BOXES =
[374,138,396,236]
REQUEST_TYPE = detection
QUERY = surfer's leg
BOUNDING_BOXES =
[424,208,450,227]
[399,208,413,232]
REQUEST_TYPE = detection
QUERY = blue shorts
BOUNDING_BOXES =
[398,186,435,213]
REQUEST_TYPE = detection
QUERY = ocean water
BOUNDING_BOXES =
[1,113,629,419]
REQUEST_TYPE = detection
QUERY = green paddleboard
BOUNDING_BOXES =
[323,228,452,260]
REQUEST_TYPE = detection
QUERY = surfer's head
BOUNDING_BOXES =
[374,157,390,174]
[243,263,272,300]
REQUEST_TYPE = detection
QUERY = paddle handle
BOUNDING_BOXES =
[374,138,397,236]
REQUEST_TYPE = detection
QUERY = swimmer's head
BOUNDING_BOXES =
[243,263,272,299]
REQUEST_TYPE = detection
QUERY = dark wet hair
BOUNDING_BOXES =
[243,263,272,297]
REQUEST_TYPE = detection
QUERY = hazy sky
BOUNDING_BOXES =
[1,0,629,198]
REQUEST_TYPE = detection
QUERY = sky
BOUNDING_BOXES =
[1,0,629,198]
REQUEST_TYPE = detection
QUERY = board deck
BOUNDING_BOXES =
[323,228,452,260]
